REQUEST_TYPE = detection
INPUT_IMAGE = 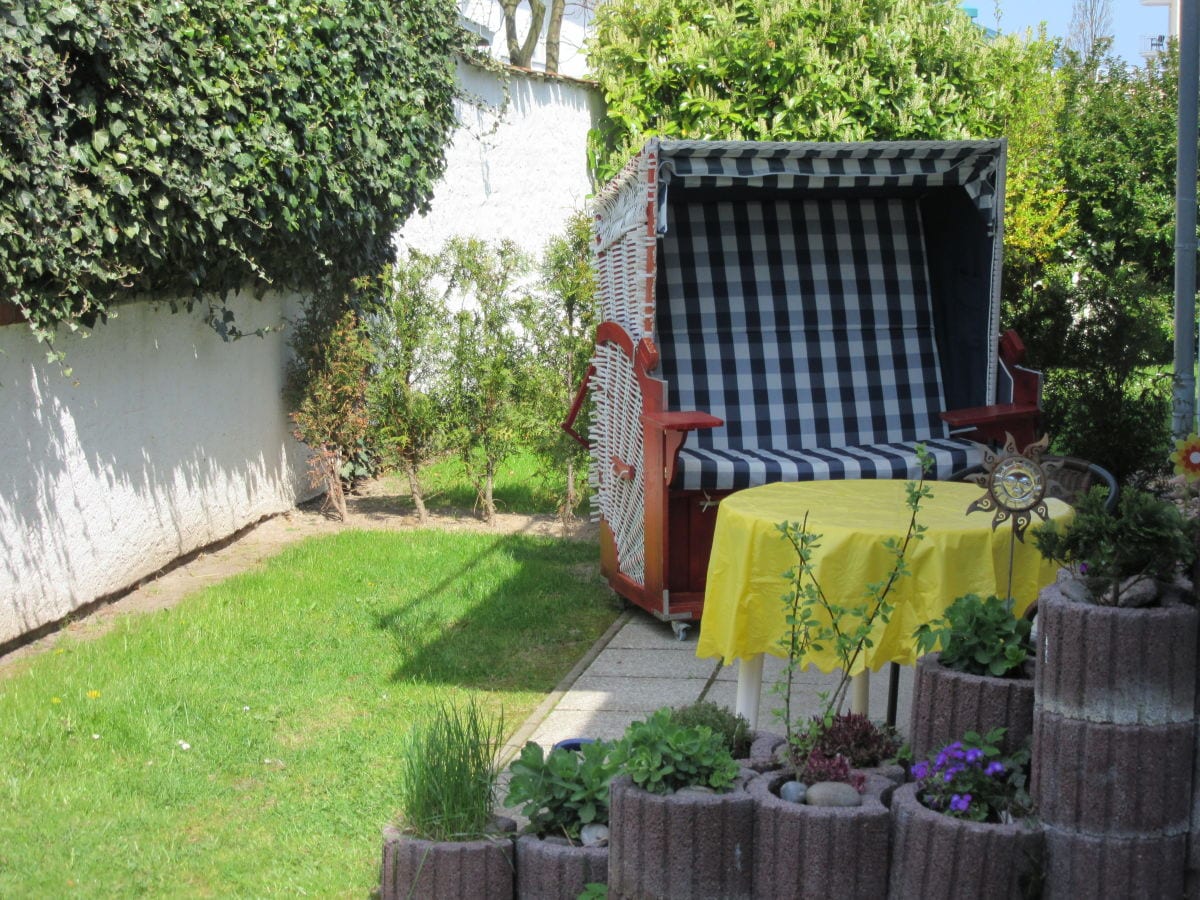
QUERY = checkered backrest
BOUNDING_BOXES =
[655,195,950,451]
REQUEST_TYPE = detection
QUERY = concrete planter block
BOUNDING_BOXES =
[909,653,1034,759]
[1042,828,1186,900]
[888,783,1042,900]
[607,774,755,900]
[381,817,516,900]
[515,834,607,900]
[1035,586,1197,726]
[750,769,891,900]
[1033,710,1192,834]
[738,731,786,773]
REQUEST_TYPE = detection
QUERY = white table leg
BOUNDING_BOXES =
[736,654,764,730]
[851,670,870,715]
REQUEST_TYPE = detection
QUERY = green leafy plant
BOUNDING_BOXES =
[613,708,739,795]
[910,729,1032,823]
[1035,486,1196,605]
[396,699,505,843]
[914,594,1032,678]
[771,451,931,761]
[2,0,462,364]
[505,740,617,842]
[668,702,752,759]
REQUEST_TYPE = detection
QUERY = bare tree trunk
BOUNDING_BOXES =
[1067,0,1113,57]
[545,0,565,74]
[484,457,497,525]
[404,458,428,524]
[563,457,578,523]
[315,446,348,521]
[500,0,546,69]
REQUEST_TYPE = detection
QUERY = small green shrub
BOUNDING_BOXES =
[914,594,1032,678]
[668,702,751,759]
[505,740,617,841]
[1035,487,1195,605]
[613,709,739,795]
[396,699,505,842]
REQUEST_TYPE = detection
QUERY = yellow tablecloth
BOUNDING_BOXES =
[696,480,1071,673]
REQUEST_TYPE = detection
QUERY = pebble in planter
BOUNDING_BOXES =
[381,699,513,900]
[910,593,1035,760]
[607,709,754,900]
[1032,488,1198,899]
[505,739,616,900]
[888,736,1041,900]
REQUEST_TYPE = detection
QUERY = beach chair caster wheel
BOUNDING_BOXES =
[671,621,691,641]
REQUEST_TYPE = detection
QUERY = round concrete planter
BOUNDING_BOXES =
[515,834,607,900]
[908,652,1033,760]
[750,769,892,900]
[888,783,1042,900]
[1033,584,1197,900]
[381,816,516,900]
[607,773,755,899]
[737,731,786,773]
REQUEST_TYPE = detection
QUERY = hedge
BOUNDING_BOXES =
[0,0,463,350]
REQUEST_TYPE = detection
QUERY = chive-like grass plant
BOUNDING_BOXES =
[396,698,505,842]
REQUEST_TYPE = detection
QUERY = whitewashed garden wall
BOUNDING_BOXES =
[0,294,311,646]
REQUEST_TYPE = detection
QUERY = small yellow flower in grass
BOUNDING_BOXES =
[1172,434,1200,481]
[86,690,101,699]
[51,697,61,705]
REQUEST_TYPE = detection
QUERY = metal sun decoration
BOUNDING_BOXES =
[963,433,1063,602]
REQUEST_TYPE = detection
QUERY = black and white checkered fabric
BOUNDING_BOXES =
[656,195,984,491]
[656,139,1002,231]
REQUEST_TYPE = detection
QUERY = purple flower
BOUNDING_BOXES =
[943,764,965,782]
[986,761,1005,777]
[911,761,929,780]
[950,793,971,813]
[965,748,984,764]
[1079,562,1089,574]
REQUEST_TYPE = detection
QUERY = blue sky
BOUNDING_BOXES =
[966,1,1173,62]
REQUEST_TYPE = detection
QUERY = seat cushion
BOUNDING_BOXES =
[674,437,984,492]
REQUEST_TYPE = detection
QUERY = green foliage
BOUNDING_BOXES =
[1035,486,1196,605]
[668,702,751,759]
[363,251,449,521]
[505,740,618,840]
[285,305,374,518]
[441,236,536,523]
[912,729,1032,823]
[396,698,505,842]
[772,451,932,753]
[914,594,1032,679]
[586,0,1044,181]
[2,0,462,357]
[613,708,740,795]
[521,212,600,520]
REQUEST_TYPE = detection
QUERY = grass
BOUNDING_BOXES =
[0,529,619,897]
[380,451,574,517]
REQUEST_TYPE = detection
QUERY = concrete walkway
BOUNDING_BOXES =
[503,607,915,759]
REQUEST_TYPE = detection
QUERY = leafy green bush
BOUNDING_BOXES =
[914,594,1032,679]
[396,699,505,842]
[2,0,462,353]
[505,740,617,841]
[613,709,739,795]
[668,702,751,760]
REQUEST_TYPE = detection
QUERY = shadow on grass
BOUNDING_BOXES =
[371,531,615,692]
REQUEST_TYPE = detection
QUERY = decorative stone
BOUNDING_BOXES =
[580,823,609,847]
[677,785,716,795]
[779,781,807,804]
[804,781,862,808]
[751,770,891,899]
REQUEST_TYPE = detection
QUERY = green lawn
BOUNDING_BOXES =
[380,452,575,517]
[0,530,618,897]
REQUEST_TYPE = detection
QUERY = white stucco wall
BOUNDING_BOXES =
[0,293,311,645]
[397,59,602,257]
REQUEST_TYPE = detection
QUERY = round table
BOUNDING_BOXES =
[695,479,1071,726]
